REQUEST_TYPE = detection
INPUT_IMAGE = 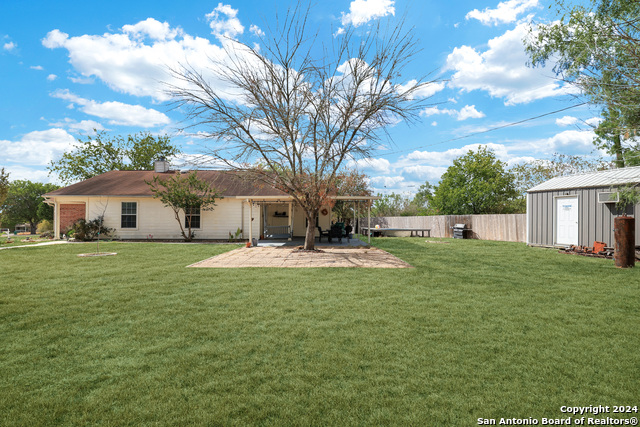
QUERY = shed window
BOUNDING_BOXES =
[185,206,201,229]
[121,202,137,228]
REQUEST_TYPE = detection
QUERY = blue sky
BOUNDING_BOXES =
[1,0,603,194]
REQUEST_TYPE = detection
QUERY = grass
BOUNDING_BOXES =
[0,235,53,247]
[0,238,638,426]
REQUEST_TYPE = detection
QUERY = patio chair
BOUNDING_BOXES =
[317,226,330,242]
[344,225,353,242]
[328,224,343,243]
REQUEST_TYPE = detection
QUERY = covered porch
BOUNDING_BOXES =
[255,235,369,247]
[245,196,378,245]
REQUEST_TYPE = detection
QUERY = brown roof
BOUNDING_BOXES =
[44,170,289,198]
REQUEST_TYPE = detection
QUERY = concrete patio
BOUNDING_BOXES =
[188,244,413,268]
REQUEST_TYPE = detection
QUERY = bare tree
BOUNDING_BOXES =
[167,5,436,249]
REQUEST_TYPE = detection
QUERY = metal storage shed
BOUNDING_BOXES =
[526,166,640,247]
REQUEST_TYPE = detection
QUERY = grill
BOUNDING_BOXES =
[452,223,469,239]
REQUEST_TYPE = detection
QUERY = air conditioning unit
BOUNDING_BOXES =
[598,191,619,204]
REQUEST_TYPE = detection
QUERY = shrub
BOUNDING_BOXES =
[71,216,114,241]
[39,231,54,239]
[37,220,53,233]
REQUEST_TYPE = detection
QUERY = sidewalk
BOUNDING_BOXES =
[0,240,70,251]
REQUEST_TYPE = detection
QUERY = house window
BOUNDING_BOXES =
[185,206,201,229]
[121,202,137,228]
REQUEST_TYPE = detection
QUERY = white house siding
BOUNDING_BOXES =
[292,204,331,237]
[52,195,337,240]
[52,196,261,240]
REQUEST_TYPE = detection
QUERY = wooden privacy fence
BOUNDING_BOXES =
[357,214,526,242]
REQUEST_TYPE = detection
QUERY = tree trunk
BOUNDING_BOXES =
[614,134,625,168]
[614,216,635,268]
[304,212,317,250]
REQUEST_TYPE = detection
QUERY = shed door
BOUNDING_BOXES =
[556,197,578,245]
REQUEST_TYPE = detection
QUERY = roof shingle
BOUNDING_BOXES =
[44,170,289,198]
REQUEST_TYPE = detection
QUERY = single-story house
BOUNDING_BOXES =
[526,165,640,247]
[43,164,375,241]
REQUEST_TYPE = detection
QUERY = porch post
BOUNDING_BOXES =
[54,200,60,239]
[367,201,371,244]
[249,200,253,243]
[288,201,293,241]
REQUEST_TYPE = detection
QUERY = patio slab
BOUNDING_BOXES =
[188,246,413,268]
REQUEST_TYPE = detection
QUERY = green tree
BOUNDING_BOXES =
[49,131,180,184]
[0,168,9,225]
[411,182,434,216]
[1,180,60,233]
[510,153,611,195]
[430,147,519,215]
[331,170,373,223]
[146,172,221,242]
[525,0,640,167]
[372,193,411,217]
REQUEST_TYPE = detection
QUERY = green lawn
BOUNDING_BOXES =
[1,239,638,426]
[0,235,52,247]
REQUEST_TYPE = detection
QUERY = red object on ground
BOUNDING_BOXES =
[593,241,606,253]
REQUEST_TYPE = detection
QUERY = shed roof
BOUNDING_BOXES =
[527,165,640,193]
[44,170,289,198]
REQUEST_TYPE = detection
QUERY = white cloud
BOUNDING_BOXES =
[3,41,16,51]
[340,0,395,27]
[42,18,245,103]
[368,175,404,188]
[2,165,56,184]
[466,0,539,26]
[401,165,448,181]
[30,65,44,70]
[556,115,578,127]
[0,128,77,166]
[396,80,445,99]
[348,157,391,174]
[404,142,511,166]
[544,130,596,153]
[47,74,57,81]
[431,121,438,126]
[206,3,244,39]
[42,29,68,48]
[51,90,170,127]
[445,23,574,105]
[249,24,264,37]
[420,104,484,121]
[420,106,455,117]
[585,117,603,127]
[122,18,183,40]
[457,105,485,120]
[336,0,395,35]
[509,129,597,155]
[49,118,105,133]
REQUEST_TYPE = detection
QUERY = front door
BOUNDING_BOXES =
[555,196,578,245]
